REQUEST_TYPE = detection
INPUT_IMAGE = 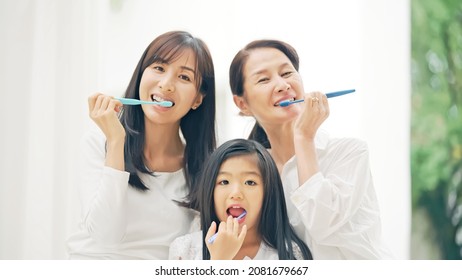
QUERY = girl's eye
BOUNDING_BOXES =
[218,180,229,185]
[244,180,257,186]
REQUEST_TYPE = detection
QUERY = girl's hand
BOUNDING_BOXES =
[205,216,247,260]
[88,93,126,142]
[293,91,329,140]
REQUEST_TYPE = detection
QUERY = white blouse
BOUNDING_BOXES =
[169,231,304,260]
[283,129,393,259]
[67,129,196,259]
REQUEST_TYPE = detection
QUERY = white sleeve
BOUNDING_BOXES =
[77,129,130,246]
[168,234,194,260]
[288,138,386,258]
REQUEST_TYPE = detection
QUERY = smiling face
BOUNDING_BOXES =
[213,154,264,233]
[233,47,305,127]
[139,48,203,124]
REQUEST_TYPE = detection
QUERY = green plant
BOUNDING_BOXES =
[411,0,462,259]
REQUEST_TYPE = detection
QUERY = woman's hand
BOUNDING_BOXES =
[293,91,329,184]
[88,93,126,170]
[88,93,126,142]
[205,216,247,260]
[293,91,329,140]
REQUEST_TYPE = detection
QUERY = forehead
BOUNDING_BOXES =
[219,154,261,174]
[169,48,196,65]
[244,48,292,76]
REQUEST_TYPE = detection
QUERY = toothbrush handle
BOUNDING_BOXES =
[326,89,355,98]
[208,233,218,244]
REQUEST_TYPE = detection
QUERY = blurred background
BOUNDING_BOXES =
[0,0,458,260]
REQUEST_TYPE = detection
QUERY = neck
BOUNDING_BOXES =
[234,228,261,260]
[143,121,184,172]
[260,121,295,170]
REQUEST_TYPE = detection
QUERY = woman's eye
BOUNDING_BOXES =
[218,180,229,185]
[153,65,165,72]
[282,71,293,77]
[179,74,191,82]
[257,77,269,83]
[245,180,257,186]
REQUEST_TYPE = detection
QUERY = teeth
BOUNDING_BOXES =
[151,94,165,102]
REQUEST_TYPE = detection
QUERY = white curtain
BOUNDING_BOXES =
[0,0,410,259]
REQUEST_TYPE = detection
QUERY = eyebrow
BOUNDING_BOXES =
[181,65,196,73]
[218,171,262,177]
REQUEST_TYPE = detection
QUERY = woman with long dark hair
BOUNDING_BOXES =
[67,31,216,259]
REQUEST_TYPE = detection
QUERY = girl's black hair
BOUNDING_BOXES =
[228,40,299,148]
[119,30,216,192]
[195,138,313,260]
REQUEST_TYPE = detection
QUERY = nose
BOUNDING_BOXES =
[275,76,290,93]
[229,183,243,200]
[158,73,175,93]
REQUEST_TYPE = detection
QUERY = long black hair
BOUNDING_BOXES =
[229,40,299,148]
[119,31,216,191]
[195,138,312,260]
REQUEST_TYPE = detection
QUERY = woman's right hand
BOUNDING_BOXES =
[88,93,126,142]
[293,91,329,140]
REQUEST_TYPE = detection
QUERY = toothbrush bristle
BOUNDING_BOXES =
[160,101,173,107]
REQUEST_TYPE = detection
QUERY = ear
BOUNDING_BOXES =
[191,93,204,110]
[233,95,253,116]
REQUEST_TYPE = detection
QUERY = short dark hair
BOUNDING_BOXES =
[195,138,312,260]
[120,30,216,191]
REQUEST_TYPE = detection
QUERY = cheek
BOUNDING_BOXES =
[213,191,226,214]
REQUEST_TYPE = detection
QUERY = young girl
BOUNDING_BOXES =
[228,39,392,259]
[169,138,313,260]
[67,31,216,259]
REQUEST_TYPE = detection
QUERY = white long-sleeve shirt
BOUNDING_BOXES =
[282,129,393,259]
[67,129,195,259]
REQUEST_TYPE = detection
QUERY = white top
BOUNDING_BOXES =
[67,129,196,259]
[283,129,393,259]
[169,231,304,260]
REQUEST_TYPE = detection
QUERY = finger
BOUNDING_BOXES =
[93,94,105,113]
[88,93,102,114]
[226,215,234,233]
[205,221,217,241]
[238,225,247,242]
[109,99,123,113]
[232,217,240,236]
[218,220,227,234]
[99,95,111,114]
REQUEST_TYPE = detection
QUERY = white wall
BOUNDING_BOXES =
[0,0,410,259]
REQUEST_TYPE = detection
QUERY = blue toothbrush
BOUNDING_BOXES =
[115,97,173,107]
[278,89,355,107]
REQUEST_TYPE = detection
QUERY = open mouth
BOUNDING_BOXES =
[151,94,175,106]
[227,206,247,220]
[275,98,295,107]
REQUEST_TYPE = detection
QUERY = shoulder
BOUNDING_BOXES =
[326,134,369,158]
